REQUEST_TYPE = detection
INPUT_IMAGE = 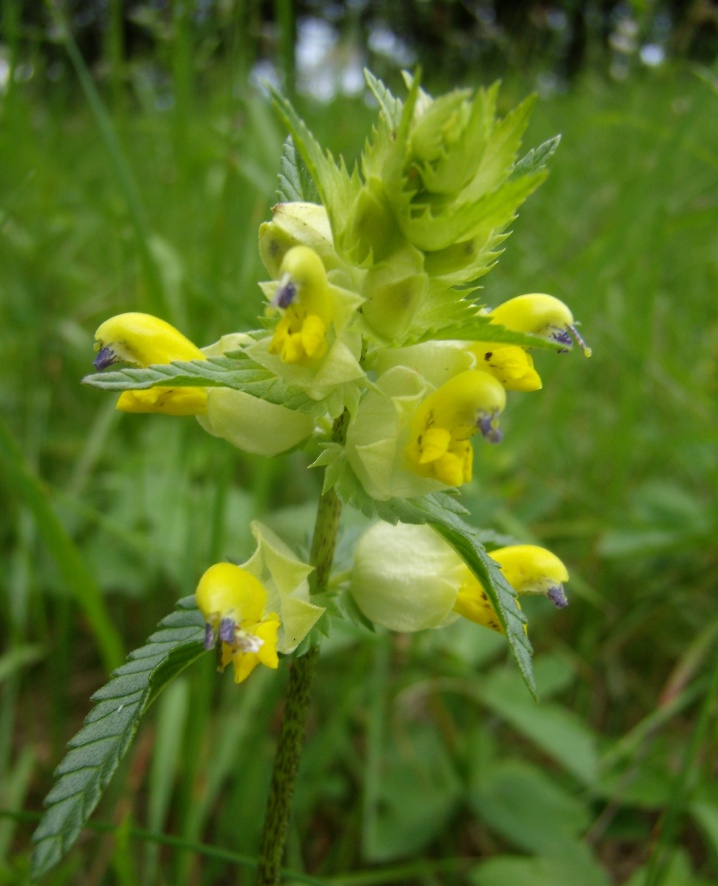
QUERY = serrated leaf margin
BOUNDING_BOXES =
[30,597,206,879]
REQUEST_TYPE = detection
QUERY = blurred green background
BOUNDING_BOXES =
[1,2,717,884]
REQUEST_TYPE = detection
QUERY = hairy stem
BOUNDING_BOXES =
[253,412,347,886]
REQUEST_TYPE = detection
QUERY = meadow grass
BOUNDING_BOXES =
[1,33,717,886]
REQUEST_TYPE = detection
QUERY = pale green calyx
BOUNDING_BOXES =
[350,523,465,632]
[197,333,314,456]
[345,360,505,500]
[241,521,324,653]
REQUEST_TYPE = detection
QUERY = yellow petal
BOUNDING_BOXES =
[94,312,205,368]
[195,563,268,625]
[116,387,207,416]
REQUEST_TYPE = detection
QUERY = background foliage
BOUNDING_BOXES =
[1,2,717,884]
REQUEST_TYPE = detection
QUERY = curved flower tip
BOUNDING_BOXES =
[490,544,570,608]
[268,246,333,365]
[490,294,592,357]
[196,562,280,684]
[405,370,506,487]
[93,312,208,416]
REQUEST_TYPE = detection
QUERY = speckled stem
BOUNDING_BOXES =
[253,412,347,886]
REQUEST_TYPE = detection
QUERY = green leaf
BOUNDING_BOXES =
[479,665,600,784]
[31,598,206,879]
[276,136,321,204]
[327,452,537,698]
[83,355,327,416]
[363,68,404,130]
[414,314,564,350]
[469,759,590,855]
[512,134,561,178]
[270,88,361,244]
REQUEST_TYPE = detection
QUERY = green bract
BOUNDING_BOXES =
[272,70,558,346]
[241,521,324,654]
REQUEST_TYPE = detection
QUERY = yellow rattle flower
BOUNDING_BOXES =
[196,562,280,684]
[349,523,569,636]
[93,312,207,415]
[489,293,592,357]
[405,370,506,487]
[453,544,569,632]
[267,246,334,365]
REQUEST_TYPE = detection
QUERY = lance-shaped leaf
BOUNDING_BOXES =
[277,135,321,204]
[31,598,206,879]
[83,355,328,415]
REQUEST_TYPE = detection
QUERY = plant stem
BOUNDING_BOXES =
[253,413,347,886]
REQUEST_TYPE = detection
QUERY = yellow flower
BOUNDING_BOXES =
[349,523,569,635]
[405,370,506,486]
[453,544,569,632]
[267,246,334,365]
[489,293,592,357]
[196,562,281,684]
[93,312,207,416]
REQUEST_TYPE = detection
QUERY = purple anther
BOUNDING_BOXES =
[550,328,573,352]
[93,346,116,370]
[218,617,237,644]
[203,622,217,651]
[272,280,297,310]
[478,412,503,444]
[547,585,569,609]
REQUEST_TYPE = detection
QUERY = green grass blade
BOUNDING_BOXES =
[30,597,206,879]
[45,4,168,315]
[0,416,124,673]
